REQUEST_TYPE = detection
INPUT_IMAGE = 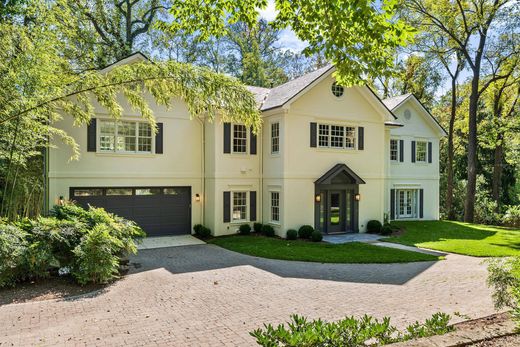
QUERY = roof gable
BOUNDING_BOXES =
[315,163,366,185]
[99,52,150,74]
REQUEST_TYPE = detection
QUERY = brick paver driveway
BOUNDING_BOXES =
[0,244,496,346]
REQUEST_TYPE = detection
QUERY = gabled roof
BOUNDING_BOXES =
[382,93,447,136]
[99,52,150,74]
[315,163,366,185]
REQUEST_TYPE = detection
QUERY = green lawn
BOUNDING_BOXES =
[384,221,520,257]
[208,235,441,263]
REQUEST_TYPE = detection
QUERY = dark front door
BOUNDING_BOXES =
[70,186,191,237]
[328,191,343,233]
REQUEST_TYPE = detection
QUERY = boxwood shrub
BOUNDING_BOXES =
[366,220,382,234]
[286,229,298,240]
[193,224,211,238]
[311,230,323,242]
[380,224,393,236]
[239,224,252,235]
[298,225,314,239]
[262,224,275,237]
[253,223,263,233]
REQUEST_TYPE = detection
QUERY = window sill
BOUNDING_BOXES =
[315,148,359,153]
[95,152,156,158]
[268,221,281,226]
[230,220,249,225]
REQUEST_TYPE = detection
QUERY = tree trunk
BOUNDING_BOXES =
[446,77,457,220]
[464,73,480,223]
[492,139,503,209]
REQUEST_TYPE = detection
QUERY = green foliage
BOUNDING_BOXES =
[286,229,297,240]
[239,224,252,235]
[0,224,28,287]
[503,205,520,228]
[261,224,275,237]
[298,225,314,239]
[380,224,393,236]
[165,0,415,86]
[367,220,382,234]
[250,312,453,346]
[253,223,263,233]
[194,224,211,238]
[72,224,121,285]
[0,203,144,287]
[486,257,520,328]
[311,230,323,242]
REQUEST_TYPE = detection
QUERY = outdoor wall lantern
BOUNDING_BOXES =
[315,194,321,203]
[195,193,201,202]
[58,196,65,206]
[355,193,361,201]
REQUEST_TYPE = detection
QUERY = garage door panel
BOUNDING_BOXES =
[71,186,191,236]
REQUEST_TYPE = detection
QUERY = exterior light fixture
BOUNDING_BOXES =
[315,194,321,203]
[195,193,201,202]
[354,193,361,201]
[59,196,65,206]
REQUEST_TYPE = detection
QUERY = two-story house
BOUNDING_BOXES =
[46,53,446,237]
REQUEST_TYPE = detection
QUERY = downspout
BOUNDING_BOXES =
[197,116,205,225]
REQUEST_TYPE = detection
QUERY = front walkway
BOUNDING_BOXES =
[0,244,496,346]
[138,235,205,250]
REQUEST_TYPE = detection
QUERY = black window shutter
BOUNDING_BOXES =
[87,118,97,152]
[358,127,364,150]
[411,141,416,163]
[250,191,257,221]
[390,189,395,220]
[310,122,317,147]
[399,140,404,162]
[155,123,163,154]
[250,128,257,155]
[223,123,231,153]
[419,189,424,218]
[428,142,432,163]
[223,191,231,222]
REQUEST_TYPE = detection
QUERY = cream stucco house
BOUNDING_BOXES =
[46,53,446,237]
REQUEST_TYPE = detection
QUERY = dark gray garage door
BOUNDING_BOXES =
[70,187,191,237]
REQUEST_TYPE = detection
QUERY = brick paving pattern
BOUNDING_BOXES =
[0,245,497,346]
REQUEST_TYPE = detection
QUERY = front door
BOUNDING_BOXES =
[397,189,416,218]
[328,191,343,233]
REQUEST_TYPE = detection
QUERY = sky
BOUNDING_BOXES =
[258,0,307,52]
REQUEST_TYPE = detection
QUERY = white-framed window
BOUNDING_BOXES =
[271,122,279,154]
[232,124,247,153]
[317,124,356,150]
[232,191,248,222]
[416,141,427,162]
[270,191,280,223]
[396,189,418,219]
[390,139,398,161]
[99,120,153,153]
[331,82,344,97]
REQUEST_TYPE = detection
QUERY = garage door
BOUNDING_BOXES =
[70,187,191,236]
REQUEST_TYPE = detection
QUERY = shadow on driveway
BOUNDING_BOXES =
[130,244,437,285]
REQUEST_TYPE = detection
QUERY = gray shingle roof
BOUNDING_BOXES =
[247,65,334,111]
[381,93,412,110]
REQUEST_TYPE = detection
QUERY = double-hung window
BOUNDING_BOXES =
[233,124,247,153]
[99,120,152,153]
[390,139,398,161]
[317,124,356,150]
[232,192,247,221]
[416,141,427,162]
[271,122,280,154]
[270,191,280,223]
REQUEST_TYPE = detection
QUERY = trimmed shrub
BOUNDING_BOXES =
[262,224,275,237]
[503,205,520,228]
[72,224,121,285]
[0,224,28,287]
[311,230,323,242]
[253,223,263,233]
[194,224,211,238]
[239,224,252,235]
[298,225,314,239]
[366,220,382,234]
[286,229,298,240]
[380,224,393,236]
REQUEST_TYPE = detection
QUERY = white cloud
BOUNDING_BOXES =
[258,0,277,21]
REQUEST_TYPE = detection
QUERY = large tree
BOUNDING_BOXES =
[407,0,519,222]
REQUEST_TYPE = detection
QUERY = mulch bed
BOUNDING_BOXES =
[0,277,104,306]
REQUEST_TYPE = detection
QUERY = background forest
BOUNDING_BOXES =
[0,0,519,225]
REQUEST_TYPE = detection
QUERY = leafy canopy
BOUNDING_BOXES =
[162,0,415,86]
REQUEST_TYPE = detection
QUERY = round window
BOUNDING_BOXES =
[331,82,344,98]
[404,109,411,120]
